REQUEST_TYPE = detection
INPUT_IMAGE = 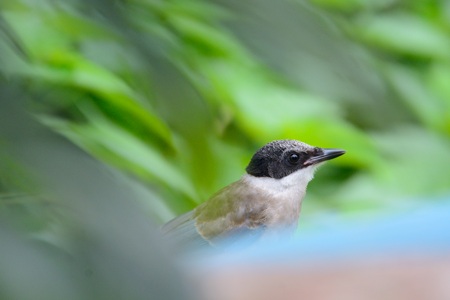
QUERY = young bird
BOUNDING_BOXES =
[162,140,345,249]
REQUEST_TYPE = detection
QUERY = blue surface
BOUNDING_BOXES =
[191,198,450,266]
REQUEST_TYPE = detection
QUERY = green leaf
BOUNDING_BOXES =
[40,115,198,201]
[427,63,450,134]
[373,127,450,195]
[385,64,447,133]
[355,13,450,59]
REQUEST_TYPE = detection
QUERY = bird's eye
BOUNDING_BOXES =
[288,153,300,164]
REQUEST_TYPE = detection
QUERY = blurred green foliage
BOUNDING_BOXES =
[1,0,450,298]
[1,0,450,222]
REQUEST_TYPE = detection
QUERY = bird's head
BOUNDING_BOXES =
[246,140,345,179]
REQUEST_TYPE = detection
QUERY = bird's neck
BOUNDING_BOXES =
[241,167,317,230]
[242,166,316,197]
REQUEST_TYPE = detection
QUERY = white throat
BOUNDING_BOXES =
[243,166,317,197]
[241,166,318,230]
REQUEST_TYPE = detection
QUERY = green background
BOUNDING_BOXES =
[0,0,449,298]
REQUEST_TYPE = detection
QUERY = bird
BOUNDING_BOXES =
[161,139,345,250]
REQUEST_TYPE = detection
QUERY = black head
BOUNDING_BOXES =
[246,140,345,179]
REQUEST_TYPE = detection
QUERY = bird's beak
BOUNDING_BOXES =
[304,148,346,167]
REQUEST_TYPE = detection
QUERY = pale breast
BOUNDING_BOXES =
[241,168,312,230]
